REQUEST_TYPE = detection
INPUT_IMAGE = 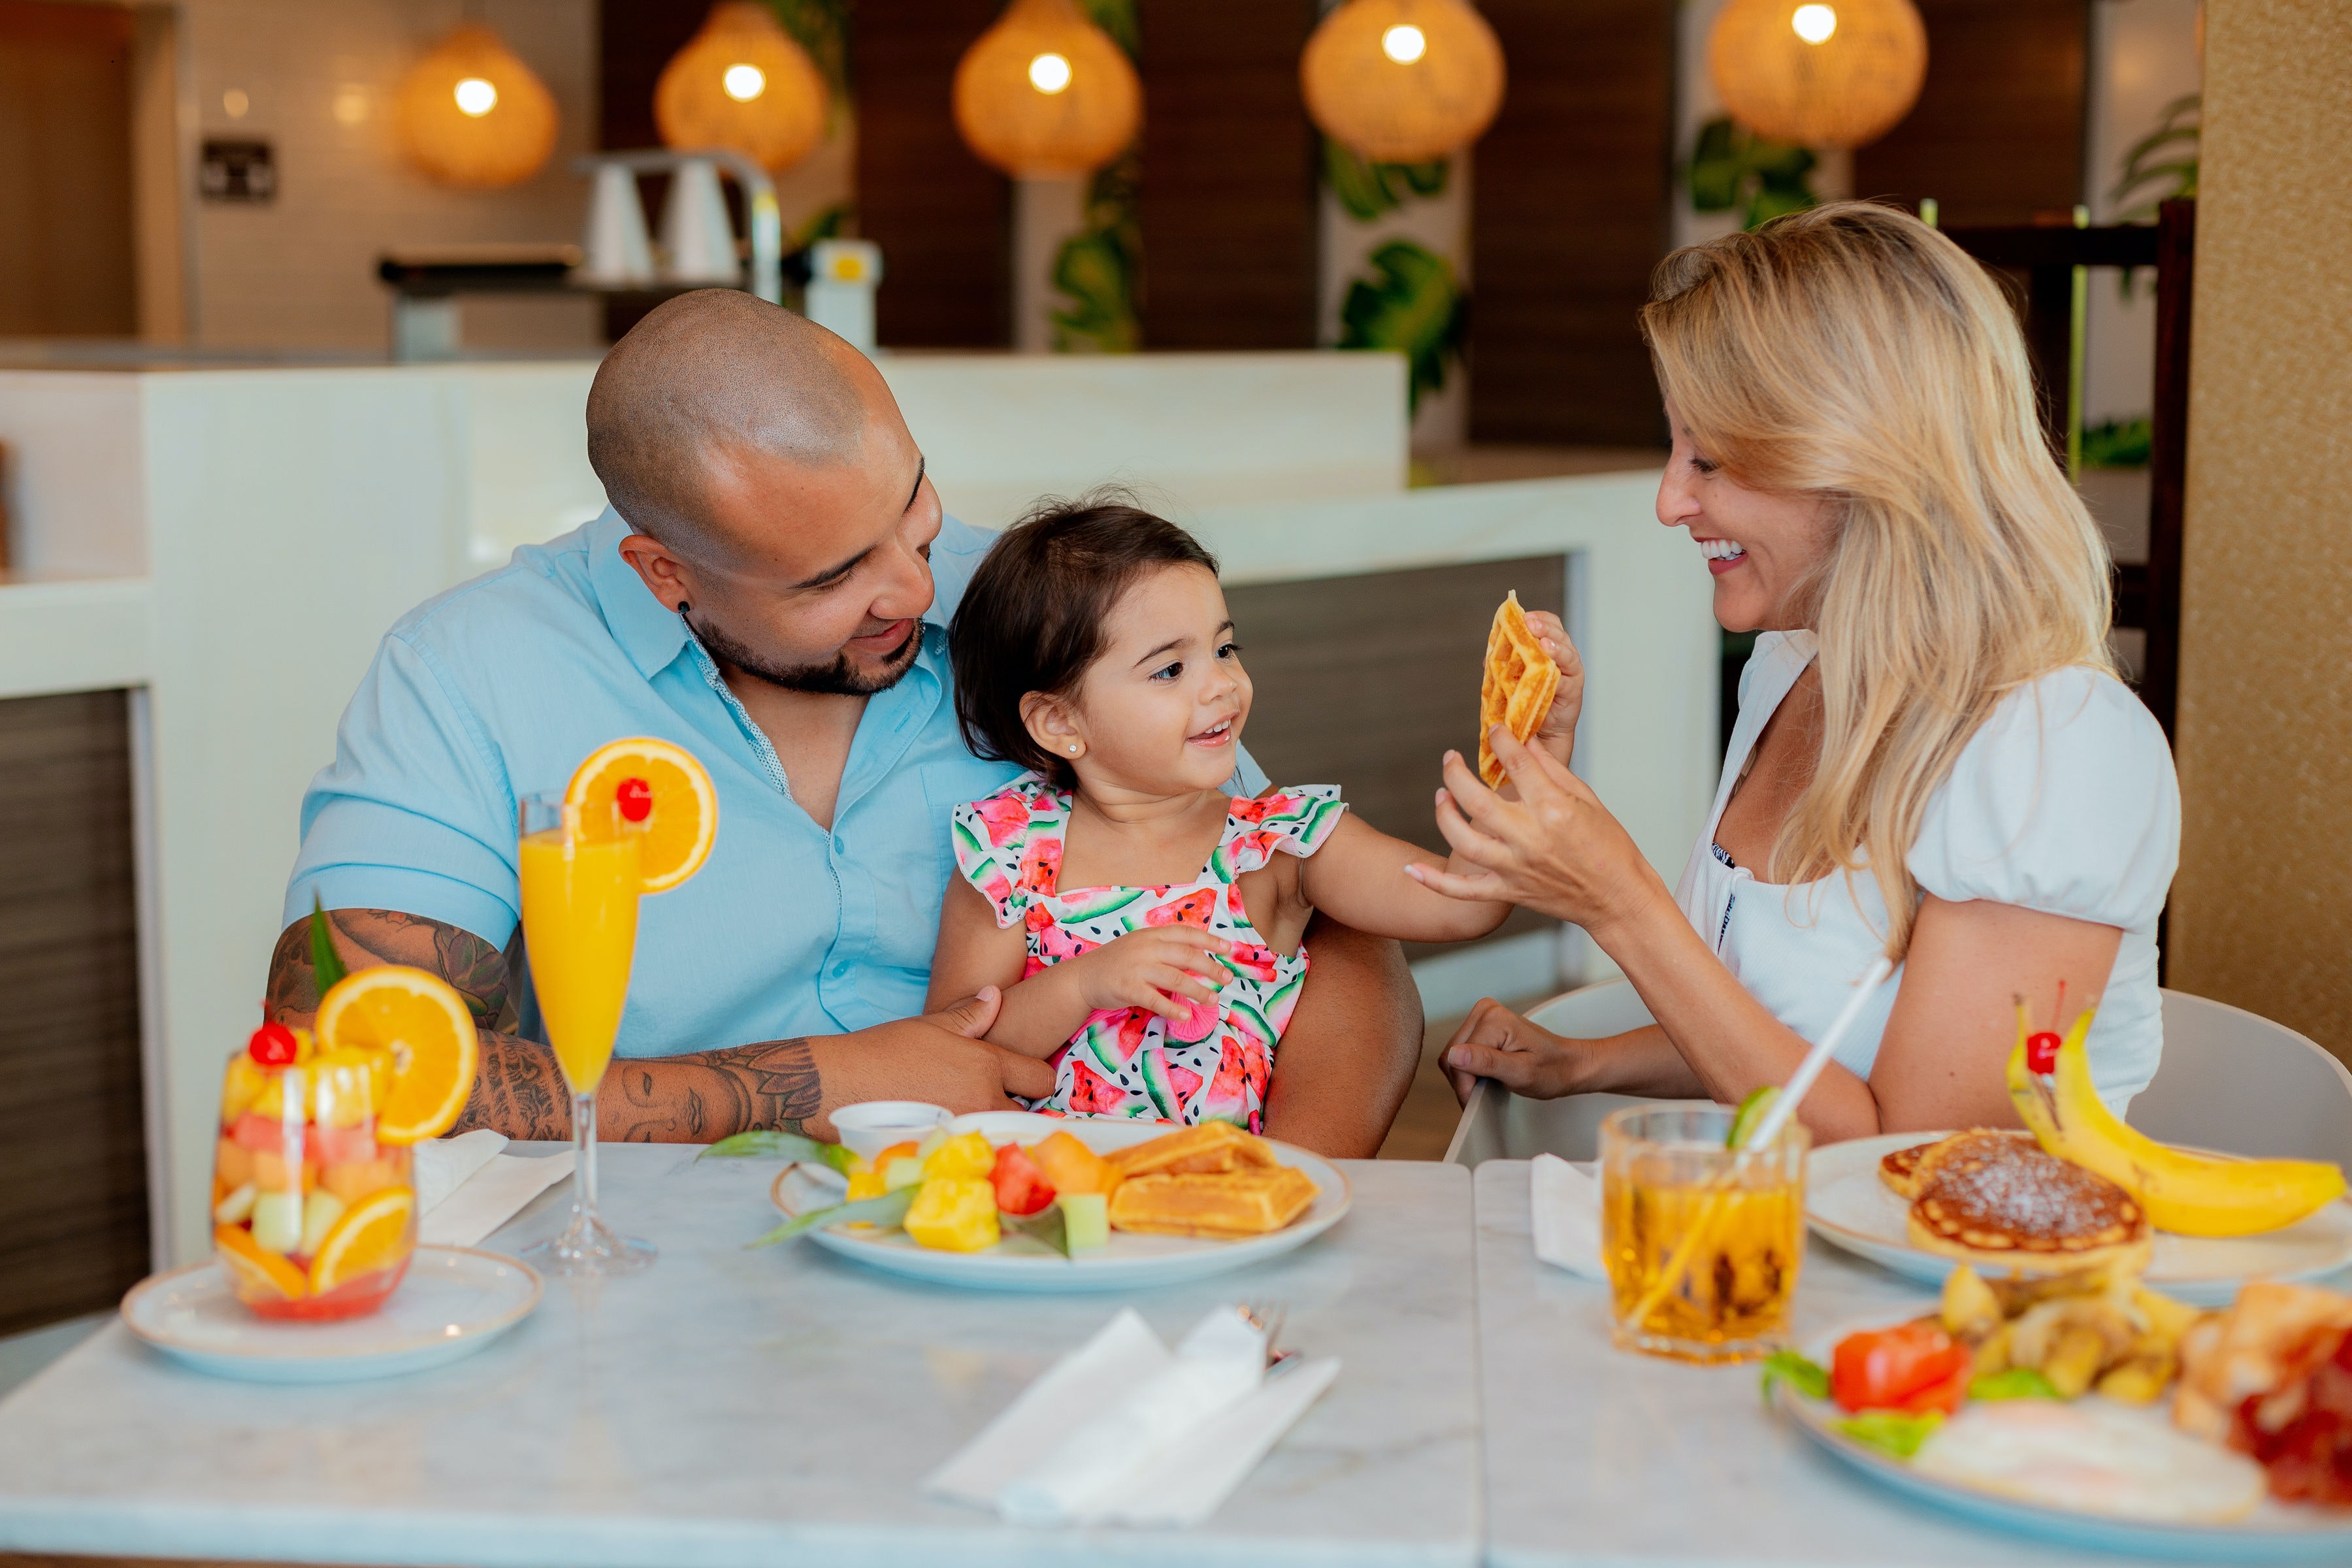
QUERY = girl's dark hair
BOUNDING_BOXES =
[949,492,1219,787]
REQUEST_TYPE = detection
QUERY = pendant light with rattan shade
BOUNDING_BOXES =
[1708,0,1927,151]
[953,0,1141,178]
[395,22,559,189]
[1301,0,1505,165]
[656,2,830,173]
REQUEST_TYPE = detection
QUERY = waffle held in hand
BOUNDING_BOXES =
[1477,590,1560,787]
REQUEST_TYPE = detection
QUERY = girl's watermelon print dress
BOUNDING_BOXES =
[950,774,1347,1131]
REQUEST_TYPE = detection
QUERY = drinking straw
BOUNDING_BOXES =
[1737,955,1896,1151]
[1622,955,1897,1330]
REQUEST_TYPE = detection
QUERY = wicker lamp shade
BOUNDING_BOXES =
[952,0,1140,178]
[655,2,829,173]
[394,22,559,190]
[1708,0,1927,151]
[1301,0,1505,164]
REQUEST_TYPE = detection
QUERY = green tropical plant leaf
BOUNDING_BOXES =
[747,1186,915,1249]
[1076,0,1139,58]
[1051,230,1139,353]
[1685,116,1818,231]
[1337,240,1466,413]
[1326,138,1401,221]
[764,0,851,101]
[1391,158,1449,197]
[698,1130,857,1173]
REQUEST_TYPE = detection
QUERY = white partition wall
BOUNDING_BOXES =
[0,353,1701,1263]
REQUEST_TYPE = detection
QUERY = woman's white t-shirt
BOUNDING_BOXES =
[1673,631,2181,1111]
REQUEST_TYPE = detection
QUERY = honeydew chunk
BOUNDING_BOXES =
[250,1192,304,1254]
[1058,1192,1109,1251]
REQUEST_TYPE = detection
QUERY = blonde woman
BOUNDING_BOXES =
[1411,202,2180,1143]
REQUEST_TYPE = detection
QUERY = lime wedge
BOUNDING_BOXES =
[1727,1085,1780,1149]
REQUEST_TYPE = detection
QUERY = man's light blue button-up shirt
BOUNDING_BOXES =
[286,510,1262,1058]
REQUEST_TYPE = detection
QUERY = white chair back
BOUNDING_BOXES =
[2132,990,2352,1163]
[1441,979,2352,1168]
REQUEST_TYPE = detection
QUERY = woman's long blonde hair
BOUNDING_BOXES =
[1640,201,2115,958]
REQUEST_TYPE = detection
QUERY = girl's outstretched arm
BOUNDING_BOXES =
[1296,813,1512,943]
[928,878,1235,1059]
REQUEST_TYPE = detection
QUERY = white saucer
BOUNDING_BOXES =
[121,1246,542,1382]
[1808,1132,2352,1305]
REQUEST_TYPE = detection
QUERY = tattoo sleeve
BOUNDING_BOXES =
[264,909,826,1145]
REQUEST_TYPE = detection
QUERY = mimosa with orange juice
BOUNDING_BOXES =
[518,825,641,1094]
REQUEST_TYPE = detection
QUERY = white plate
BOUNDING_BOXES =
[770,1115,1351,1292]
[1773,1315,2352,1560]
[121,1246,542,1382]
[1806,1132,2352,1306]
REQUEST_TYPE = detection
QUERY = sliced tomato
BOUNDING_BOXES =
[988,1143,1056,1217]
[1831,1320,1972,1414]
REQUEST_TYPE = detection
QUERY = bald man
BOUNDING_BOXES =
[267,291,1422,1153]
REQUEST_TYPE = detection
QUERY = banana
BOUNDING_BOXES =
[2006,1007,2347,1237]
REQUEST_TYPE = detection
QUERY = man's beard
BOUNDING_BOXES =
[687,610,923,697]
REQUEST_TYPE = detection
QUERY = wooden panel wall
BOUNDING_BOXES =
[1136,0,1320,349]
[0,691,147,1336]
[1226,557,1567,957]
[1470,0,1676,447]
[854,0,1011,348]
[0,1,136,337]
[1852,0,2091,225]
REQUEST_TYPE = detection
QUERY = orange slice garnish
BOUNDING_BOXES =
[564,737,717,894]
[216,1223,309,1302]
[316,967,479,1145]
[306,1184,416,1296]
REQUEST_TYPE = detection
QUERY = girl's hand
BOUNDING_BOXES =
[1407,726,1667,936]
[1063,927,1235,1024]
[1522,610,1584,770]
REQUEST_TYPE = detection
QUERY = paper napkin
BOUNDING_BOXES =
[926,1306,1341,1529]
[1531,1153,1607,1280]
[413,1133,574,1249]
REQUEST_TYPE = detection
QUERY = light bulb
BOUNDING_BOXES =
[722,62,766,101]
[1027,52,1072,93]
[1380,24,1428,63]
[1791,4,1838,44]
[453,76,497,116]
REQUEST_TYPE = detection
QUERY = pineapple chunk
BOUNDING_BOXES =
[1940,1265,2003,1341]
[904,1177,1000,1252]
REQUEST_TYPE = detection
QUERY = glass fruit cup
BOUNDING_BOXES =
[212,1022,417,1320]
[1599,1103,1809,1364]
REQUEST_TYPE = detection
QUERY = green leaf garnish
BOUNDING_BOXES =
[698,1130,857,1172]
[1837,1409,1944,1460]
[1759,1349,1829,1404]
[746,1186,914,1249]
[1968,1367,2061,1401]
[1005,1205,1072,1258]
[309,895,349,997]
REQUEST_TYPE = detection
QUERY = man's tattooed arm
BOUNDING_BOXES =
[263,909,825,1143]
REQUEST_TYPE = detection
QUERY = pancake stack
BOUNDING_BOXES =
[1889,1128,2153,1274]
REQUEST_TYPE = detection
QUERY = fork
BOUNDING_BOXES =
[1241,1299,1300,1377]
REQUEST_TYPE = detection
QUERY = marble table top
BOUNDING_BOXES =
[1472,1158,2258,1568]
[0,1147,1480,1568]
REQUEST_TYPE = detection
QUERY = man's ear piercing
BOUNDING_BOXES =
[677,600,691,615]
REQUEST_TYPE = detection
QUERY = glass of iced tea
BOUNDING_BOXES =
[1599,1104,1808,1364]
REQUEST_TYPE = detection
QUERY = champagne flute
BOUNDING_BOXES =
[516,791,655,1276]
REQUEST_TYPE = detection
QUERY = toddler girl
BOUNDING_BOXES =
[931,497,1572,1130]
